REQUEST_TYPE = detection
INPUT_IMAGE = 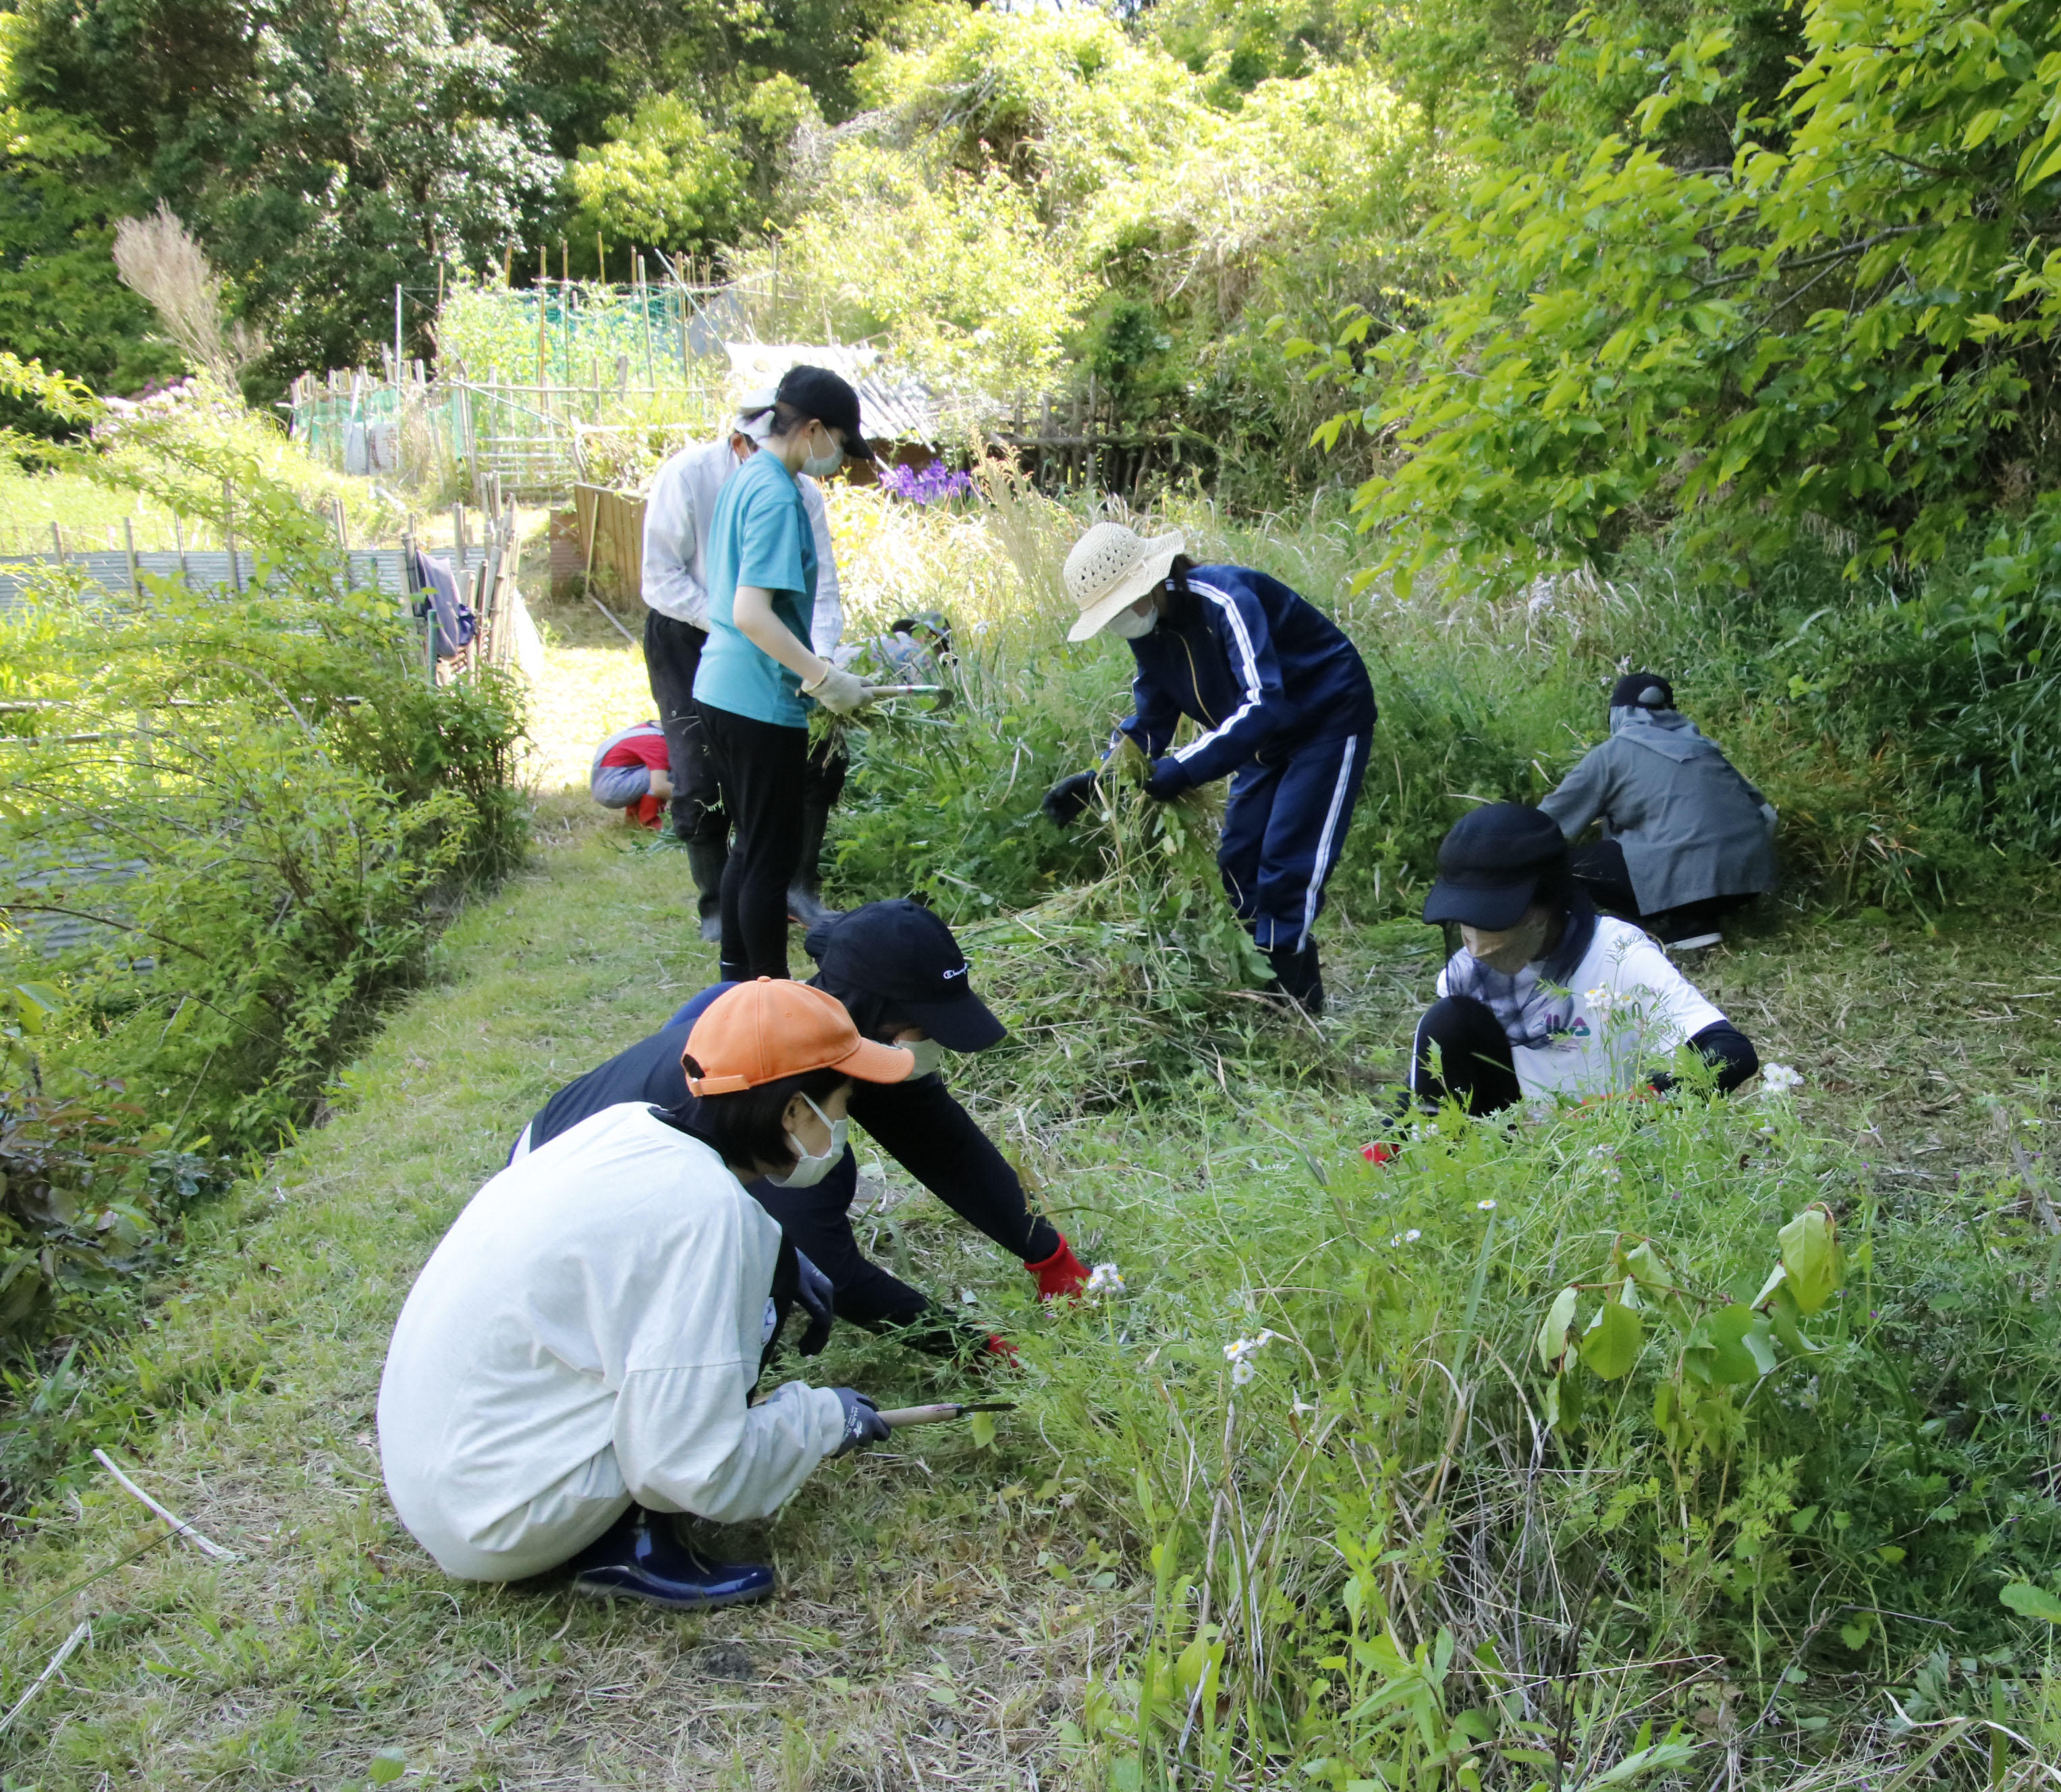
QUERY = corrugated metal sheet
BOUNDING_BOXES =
[1,849,152,961]
[723,343,941,446]
[0,547,493,613]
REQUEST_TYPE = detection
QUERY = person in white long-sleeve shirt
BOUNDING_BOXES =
[377,978,913,1608]
[642,393,846,937]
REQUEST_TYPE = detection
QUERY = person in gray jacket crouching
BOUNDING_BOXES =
[1539,673,1776,949]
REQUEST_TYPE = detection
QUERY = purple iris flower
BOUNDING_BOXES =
[879,461,974,505]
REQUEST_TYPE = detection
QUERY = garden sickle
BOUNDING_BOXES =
[874,1401,1015,1430]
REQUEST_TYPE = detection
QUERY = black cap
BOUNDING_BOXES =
[775,364,879,466]
[1422,804,1568,930]
[804,899,1005,1051]
[1610,671,1674,710]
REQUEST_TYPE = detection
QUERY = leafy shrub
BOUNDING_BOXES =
[1015,1080,2061,1784]
[0,378,526,1372]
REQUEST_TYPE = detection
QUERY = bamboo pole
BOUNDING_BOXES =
[638,253,655,388]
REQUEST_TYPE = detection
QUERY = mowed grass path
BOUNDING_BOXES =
[0,798,1116,1791]
[2,611,2057,1789]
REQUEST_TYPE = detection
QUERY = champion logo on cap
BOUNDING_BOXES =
[941,964,967,982]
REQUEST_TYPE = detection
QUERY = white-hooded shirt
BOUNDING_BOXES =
[1437,916,1726,1098]
[377,1102,846,1580]
[640,437,842,656]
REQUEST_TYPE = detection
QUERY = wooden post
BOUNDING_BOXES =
[503,240,513,286]
[123,516,140,596]
[537,246,549,391]
[597,230,606,286]
[49,521,61,560]
[174,511,188,587]
[222,477,242,592]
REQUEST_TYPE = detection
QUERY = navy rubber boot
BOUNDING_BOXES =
[567,1506,774,1611]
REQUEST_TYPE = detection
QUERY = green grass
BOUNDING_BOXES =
[8,482,2061,1789]
[0,762,2057,1785]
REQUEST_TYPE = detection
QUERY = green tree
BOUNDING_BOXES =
[8,0,560,384]
[1350,0,2061,622]
[0,18,181,418]
[567,94,748,255]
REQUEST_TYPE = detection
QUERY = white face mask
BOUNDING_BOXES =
[800,426,845,478]
[902,1038,947,1080]
[1462,907,1554,974]
[768,1093,847,1188]
[1103,600,1157,640]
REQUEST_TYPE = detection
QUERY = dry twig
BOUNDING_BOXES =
[92,1449,239,1561]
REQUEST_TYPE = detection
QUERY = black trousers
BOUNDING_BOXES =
[1410,995,1523,1115]
[1408,992,1759,1113]
[1572,839,1753,939]
[747,1073,1060,1354]
[695,700,808,978]
[642,611,726,845]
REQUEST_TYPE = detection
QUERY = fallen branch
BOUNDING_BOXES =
[91,1449,239,1561]
[0,1619,91,1738]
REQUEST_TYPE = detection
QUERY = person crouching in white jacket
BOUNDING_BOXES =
[377,978,914,1609]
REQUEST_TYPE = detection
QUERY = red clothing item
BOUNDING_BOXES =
[595,720,671,828]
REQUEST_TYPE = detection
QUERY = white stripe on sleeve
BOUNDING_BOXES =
[1172,580,1267,766]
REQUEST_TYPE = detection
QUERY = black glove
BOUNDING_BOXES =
[1042,770,1100,828]
[794,1250,835,1356]
[831,1389,892,1457]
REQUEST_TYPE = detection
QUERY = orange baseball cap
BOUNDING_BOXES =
[682,977,915,1096]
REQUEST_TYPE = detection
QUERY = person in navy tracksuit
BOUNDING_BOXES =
[1043,521,1375,1013]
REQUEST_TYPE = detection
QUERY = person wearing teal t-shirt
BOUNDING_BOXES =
[693,365,880,979]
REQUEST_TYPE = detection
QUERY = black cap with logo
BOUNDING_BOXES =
[1610,671,1674,710]
[775,364,880,466]
[804,899,1005,1051]
[1421,804,1570,932]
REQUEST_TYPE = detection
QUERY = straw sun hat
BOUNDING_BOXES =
[1064,521,1186,643]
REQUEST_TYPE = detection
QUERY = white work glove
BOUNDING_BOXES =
[802,663,868,716]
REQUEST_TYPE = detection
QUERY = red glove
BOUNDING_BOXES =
[1024,1234,1090,1302]
[982,1333,1019,1367]
[1362,1142,1398,1166]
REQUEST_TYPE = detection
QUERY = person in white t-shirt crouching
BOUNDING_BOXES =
[1408,804,1758,1115]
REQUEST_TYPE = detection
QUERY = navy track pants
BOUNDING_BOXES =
[1218,730,1369,953]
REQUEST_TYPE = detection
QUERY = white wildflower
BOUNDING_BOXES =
[1224,1331,1280,1386]
[1477,1199,1497,1211]
[1389,1230,1423,1248]
[1292,1395,1319,1418]
[1085,1262,1126,1296]
[1761,1062,1805,1095]
[1585,986,1616,1011]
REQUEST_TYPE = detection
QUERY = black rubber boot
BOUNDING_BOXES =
[686,839,727,945]
[1265,941,1324,1015]
[786,791,835,928]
